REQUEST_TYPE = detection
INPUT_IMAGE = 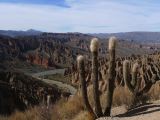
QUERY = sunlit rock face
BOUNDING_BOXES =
[0,33,92,68]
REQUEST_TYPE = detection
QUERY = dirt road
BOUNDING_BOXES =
[31,69,77,95]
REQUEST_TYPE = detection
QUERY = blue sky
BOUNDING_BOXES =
[0,0,69,7]
[0,0,160,33]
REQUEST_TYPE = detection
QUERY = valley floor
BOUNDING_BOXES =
[98,100,160,120]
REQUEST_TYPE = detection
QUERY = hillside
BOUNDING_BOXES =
[0,29,42,37]
[0,31,160,119]
[0,32,155,72]
[90,32,160,43]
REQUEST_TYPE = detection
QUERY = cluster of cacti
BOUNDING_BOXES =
[77,37,117,118]
[75,36,160,118]
[123,57,160,101]
[73,52,160,87]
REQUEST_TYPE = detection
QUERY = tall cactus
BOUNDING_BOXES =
[77,37,117,118]
[104,37,117,116]
[90,38,103,117]
[77,55,96,119]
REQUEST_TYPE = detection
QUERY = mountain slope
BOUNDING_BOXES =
[0,32,155,70]
[0,29,42,37]
[90,32,160,43]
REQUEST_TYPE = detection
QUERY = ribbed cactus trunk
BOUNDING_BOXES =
[77,37,118,118]
[123,61,142,106]
[104,37,116,116]
[92,50,103,117]
[131,63,138,89]
[77,55,96,119]
[90,38,103,117]
[123,60,134,93]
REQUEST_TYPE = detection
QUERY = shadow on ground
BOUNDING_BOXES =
[116,103,160,117]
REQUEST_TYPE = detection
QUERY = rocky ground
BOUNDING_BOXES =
[98,100,160,120]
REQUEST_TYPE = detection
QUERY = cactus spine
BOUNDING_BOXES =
[77,55,96,119]
[90,38,103,117]
[104,37,117,116]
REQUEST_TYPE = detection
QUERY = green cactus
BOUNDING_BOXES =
[77,37,117,118]
[123,60,136,93]
[123,60,158,103]
[104,37,117,116]
[77,55,96,119]
[90,38,103,117]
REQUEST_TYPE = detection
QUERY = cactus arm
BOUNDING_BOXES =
[153,64,160,79]
[131,63,139,89]
[131,69,137,89]
[136,81,153,96]
[136,67,158,96]
[146,71,151,83]
[77,55,96,118]
[149,65,156,77]
[123,60,135,93]
[104,37,116,116]
[147,66,156,83]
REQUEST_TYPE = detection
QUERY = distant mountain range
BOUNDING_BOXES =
[0,29,42,37]
[0,30,160,43]
[90,32,160,43]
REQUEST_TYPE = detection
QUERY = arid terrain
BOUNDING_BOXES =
[0,30,160,120]
[98,100,160,120]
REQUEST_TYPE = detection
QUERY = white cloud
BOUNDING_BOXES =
[0,0,160,33]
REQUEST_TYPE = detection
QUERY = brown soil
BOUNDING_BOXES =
[98,100,160,120]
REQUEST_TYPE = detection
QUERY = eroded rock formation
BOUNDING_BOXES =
[0,71,70,115]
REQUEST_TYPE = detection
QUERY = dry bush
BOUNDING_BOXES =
[0,95,84,120]
[87,85,134,110]
[1,83,160,120]
[2,107,41,120]
[72,111,94,120]
[112,87,133,107]
[87,85,95,106]
[148,82,160,101]
[52,95,84,120]
[0,105,54,120]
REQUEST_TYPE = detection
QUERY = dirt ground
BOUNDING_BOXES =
[98,100,160,120]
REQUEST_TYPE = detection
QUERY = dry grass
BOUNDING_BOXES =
[85,85,133,110]
[0,107,41,120]
[72,111,94,120]
[0,95,86,120]
[1,83,160,120]
[112,87,133,107]
[52,95,84,120]
[148,82,160,100]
